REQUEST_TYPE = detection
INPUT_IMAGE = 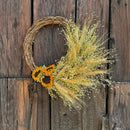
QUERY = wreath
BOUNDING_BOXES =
[23,16,112,110]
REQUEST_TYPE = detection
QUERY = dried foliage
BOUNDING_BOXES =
[23,16,113,110]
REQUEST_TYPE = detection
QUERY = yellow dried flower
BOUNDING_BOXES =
[32,66,43,81]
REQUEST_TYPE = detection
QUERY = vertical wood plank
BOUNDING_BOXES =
[82,89,106,130]
[51,98,82,130]
[0,78,8,130]
[30,92,38,130]
[0,78,33,130]
[0,0,31,77]
[77,0,109,35]
[36,84,50,130]
[77,0,109,129]
[108,83,130,129]
[110,0,130,81]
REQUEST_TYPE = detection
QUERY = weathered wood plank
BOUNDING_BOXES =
[77,0,109,34]
[0,78,8,130]
[82,89,106,130]
[110,0,130,81]
[77,0,109,129]
[0,78,33,130]
[0,0,31,77]
[30,88,38,130]
[108,83,130,130]
[36,84,50,130]
[51,98,82,130]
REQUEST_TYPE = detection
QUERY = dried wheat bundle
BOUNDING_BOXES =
[23,16,113,110]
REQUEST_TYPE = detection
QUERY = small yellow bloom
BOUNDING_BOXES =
[43,64,55,75]
[41,75,54,87]
[32,66,43,81]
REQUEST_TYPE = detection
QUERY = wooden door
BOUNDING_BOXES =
[0,0,129,130]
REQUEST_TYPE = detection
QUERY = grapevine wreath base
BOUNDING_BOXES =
[23,16,113,110]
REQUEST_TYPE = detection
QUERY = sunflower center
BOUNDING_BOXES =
[42,76,51,84]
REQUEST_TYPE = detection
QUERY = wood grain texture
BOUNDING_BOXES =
[108,83,130,130]
[82,88,106,130]
[77,0,109,129]
[51,98,82,130]
[110,0,130,81]
[77,0,109,35]
[0,78,32,130]
[36,84,50,130]
[0,0,31,77]
[30,89,37,130]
